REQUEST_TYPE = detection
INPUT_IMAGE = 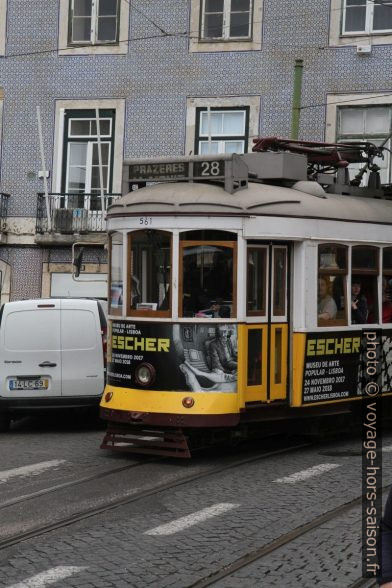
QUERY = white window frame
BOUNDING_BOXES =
[52,99,125,196]
[197,108,247,155]
[326,93,392,186]
[201,0,252,41]
[330,0,392,46]
[189,0,263,52]
[199,109,246,136]
[65,140,112,196]
[69,0,119,45]
[185,96,261,156]
[58,0,129,56]
[68,117,113,138]
[342,0,392,35]
[198,139,246,154]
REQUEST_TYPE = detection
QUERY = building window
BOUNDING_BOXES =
[69,0,119,45]
[62,109,115,210]
[201,0,252,40]
[337,106,392,185]
[195,107,249,155]
[190,0,262,52]
[343,0,392,35]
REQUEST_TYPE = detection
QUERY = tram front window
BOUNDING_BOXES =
[181,241,236,318]
[129,230,171,315]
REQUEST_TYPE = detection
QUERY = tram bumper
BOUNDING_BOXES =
[100,406,240,428]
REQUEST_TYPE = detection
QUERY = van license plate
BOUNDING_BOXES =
[9,379,49,391]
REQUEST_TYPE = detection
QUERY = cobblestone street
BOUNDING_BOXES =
[0,417,389,587]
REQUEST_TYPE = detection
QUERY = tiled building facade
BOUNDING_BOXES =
[0,0,391,301]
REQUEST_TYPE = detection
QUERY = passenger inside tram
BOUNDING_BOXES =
[351,278,368,324]
[317,276,337,322]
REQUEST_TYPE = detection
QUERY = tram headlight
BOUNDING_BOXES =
[135,363,155,387]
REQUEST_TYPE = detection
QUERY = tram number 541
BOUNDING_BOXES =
[194,160,224,177]
[139,217,152,225]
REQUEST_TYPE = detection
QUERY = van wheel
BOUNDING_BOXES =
[0,414,10,432]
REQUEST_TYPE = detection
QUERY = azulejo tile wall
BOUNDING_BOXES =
[1,0,391,298]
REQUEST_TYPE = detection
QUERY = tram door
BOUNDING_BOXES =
[242,244,289,403]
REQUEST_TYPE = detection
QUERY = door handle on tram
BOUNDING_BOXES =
[39,361,57,367]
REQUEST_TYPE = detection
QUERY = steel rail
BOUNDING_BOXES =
[349,579,378,588]
[0,459,154,511]
[187,486,391,588]
[0,442,309,551]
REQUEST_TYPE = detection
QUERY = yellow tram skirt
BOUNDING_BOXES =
[101,386,240,415]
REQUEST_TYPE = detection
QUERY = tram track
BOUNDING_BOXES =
[0,441,309,551]
[0,458,154,511]
[349,578,378,588]
[186,485,391,588]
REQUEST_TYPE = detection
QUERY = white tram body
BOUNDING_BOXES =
[100,148,392,457]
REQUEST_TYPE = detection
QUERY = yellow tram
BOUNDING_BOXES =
[99,139,392,457]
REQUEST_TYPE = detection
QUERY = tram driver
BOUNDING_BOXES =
[318,276,337,322]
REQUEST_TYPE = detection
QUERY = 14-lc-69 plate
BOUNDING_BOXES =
[9,378,49,391]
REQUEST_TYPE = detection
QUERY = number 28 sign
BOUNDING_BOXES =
[194,160,225,178]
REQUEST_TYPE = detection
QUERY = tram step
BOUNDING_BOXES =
[100,426,191,458]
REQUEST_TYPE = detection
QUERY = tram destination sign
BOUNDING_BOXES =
[123,154,248,194]
[129,161,190,181]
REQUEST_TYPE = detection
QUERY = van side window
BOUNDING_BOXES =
[318,244,347,326]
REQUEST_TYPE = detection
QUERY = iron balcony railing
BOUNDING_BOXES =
[0,193,9,229]
[36,193,122,234]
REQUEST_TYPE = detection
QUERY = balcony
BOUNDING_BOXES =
[35,193,122,246]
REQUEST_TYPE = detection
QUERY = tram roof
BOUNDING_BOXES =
[107,181,392,225]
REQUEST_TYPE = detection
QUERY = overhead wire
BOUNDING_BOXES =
[5,0,392,60]
[2,1,392,114]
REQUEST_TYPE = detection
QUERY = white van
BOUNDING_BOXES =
[0,298,107,431]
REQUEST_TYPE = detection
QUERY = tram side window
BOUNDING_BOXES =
[273,247,287,317]
[247,246,267,316]
[383,247,392,324]
[128,230,171,316]
[180,236,236,318]
[351,246,379,324]
[109,231,123,315]
[318,244,347,326]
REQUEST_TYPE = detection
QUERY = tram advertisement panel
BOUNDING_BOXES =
[302,330,392,404]
[107,321,238,393]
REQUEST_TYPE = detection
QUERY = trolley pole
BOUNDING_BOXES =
[290,59,303,141]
